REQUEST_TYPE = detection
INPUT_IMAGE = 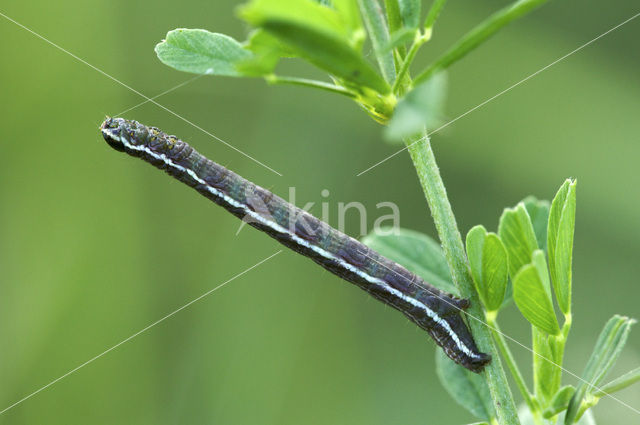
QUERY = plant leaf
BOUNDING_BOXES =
[565,315,636,424]
[361,228,457,295]
[466,225,486,297]
[357,0,396,82]
[398,0,421,28]
[466,225,508,312]
[532,327,560,403]
[513,250,559,335]
[242,0,352,40]
[332,0,365,47]
[238,29,294,75]
[385,71,447,141]
[543,385,575,419]
[547,180,569,254]
[240,0,390,93]
[592,366,640,397]
[548,179,577,315]
[522,196,550,251]
[436,349,494,420]
[155,29,253,76]
[481,234,509,311]
[498,202,539,278]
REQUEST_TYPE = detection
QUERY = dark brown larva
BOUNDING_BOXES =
[100,117,491,372]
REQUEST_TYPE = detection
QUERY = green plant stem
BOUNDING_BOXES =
[552,314,572,395]
[266,75,356,98]
[391,30,430,95]
[487,315,541,422]
[414,0,549,85]
[405,131,520,425]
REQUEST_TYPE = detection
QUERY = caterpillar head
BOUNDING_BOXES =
[100,117,129,152]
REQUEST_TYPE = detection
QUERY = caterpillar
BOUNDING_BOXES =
[100,117,491,373]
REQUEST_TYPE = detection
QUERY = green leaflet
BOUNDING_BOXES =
[239,29,293,76]
[332,0,365,47]
[361,227,457,295]
[522,196,550,252]
[436,349,494,421]
[565,315,636,424]
[242,0,353,40]
[547,179,577,315]
[513,250,559,335]
[155,29,253,76]
[532,326,561,403]
[592,366,640,397]
[240,0,390,93]
[465,225,508,312]
[498,202,539,278]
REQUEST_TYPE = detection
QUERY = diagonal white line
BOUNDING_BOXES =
[0,11,282,177]
[357,11,640,177]
[0,250,282,416]
[359,250,640,416]
[114,74,204,117]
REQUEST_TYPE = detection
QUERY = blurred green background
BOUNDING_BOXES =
[1,0,638,424]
